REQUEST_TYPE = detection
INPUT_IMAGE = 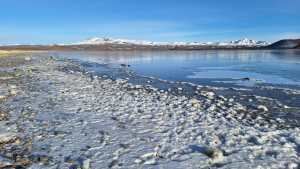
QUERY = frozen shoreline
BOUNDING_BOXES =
[0,55,299,168]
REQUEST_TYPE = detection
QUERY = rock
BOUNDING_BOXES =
[9,89,18,95]
[115,79,127,84]
[287,162,298,169]
[140,152,156,159]
[0,156,13,168]
[25,57,31,61]
[190,99,201,108]
[248,136,263,145]
[30,153,51,165]
[204,148,224,164]
[257,105,268,112]
[135,152,157,165]
[82,159,91,169]
[9,85,17,89]
[201,91,215,99]
[208,105,216,111]
[108,159,118,168]
[0,133,18,144]
[144,159,157,165]
[134,159,143,164]
[0,110,8,121]
[0,95,7,100]
[217,95,227,101]
[67,157,91,169]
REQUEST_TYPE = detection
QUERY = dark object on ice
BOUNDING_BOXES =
[241,77,250,81]
[120,64,130,67]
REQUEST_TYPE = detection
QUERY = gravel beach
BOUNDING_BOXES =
[0,54,299,169]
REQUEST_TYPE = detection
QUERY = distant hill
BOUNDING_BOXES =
[267,39,300,49]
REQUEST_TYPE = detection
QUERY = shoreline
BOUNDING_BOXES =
[0,54,299,168]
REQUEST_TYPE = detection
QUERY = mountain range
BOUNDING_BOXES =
[74,37,269,47]
[0,38,299,51]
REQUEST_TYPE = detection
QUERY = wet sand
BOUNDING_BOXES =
[0,54,299,168]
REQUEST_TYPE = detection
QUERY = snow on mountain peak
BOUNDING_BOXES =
[75,37,269,47]
[229,38,269,46]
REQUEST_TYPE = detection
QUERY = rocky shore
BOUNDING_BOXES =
[0,54,299,169]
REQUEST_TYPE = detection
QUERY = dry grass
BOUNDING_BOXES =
[0,50,33,57]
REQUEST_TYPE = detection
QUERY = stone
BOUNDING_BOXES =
[9,89,18,95]
[134,159,143,164]
[190,99,201,108]
[0,110,8,121]
[0,156,13,168]
[25,57,32,61]
[0,95,7,100]
[82,159,91,169]
[205,148,224,164]
[257,105,268,112]
[0,133,18,144]
[144,159,157,165]
[287,162,298,169]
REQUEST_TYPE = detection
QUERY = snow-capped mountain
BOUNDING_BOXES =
[191,38,269,46]
[75,37,269,47]
[228,38,269,46]
[75,37,162,46]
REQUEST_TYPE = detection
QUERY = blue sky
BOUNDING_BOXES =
[0,0,300,44]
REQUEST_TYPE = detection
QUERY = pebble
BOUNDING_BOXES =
[287,162,298,169]
[9,89,18,95]
[82,159,91,169]
[25,57,32,61]
[0,156,13,168]
[190,99,201,108]
[0,95,7,100]
[257,105,268,112]
[201,91,215,99]
[204,148,224,164]
[0,133,18,144]
[0,109,8,120]
[143,159,157,165]
[134,159,143,164]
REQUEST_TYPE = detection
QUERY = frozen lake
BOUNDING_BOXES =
[55,50,300,88]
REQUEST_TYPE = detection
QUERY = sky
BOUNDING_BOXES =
[0,0,300,44]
